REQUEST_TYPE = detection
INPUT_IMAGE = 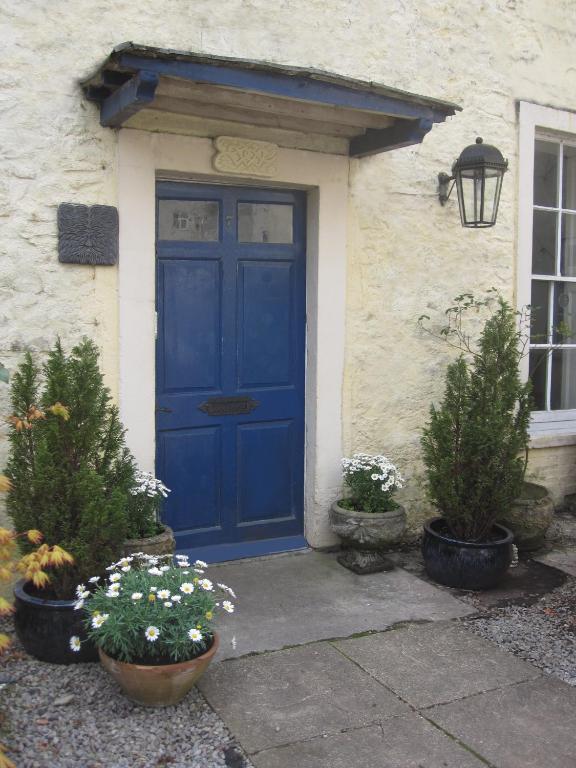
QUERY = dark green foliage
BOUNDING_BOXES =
[421,298,531,541]
[126,489,163,539]
[5,339,135,598]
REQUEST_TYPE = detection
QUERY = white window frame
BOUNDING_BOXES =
[518,101,576,438]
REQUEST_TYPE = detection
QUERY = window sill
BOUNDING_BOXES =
[529,433,576,449]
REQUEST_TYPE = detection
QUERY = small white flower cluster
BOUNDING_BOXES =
[130,471,171,498]
[341,452,404,493]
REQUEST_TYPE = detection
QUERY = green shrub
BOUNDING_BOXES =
[421,295,531,541]
[5,339,135,599]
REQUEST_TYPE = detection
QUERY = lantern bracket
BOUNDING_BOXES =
[438,172,455,206]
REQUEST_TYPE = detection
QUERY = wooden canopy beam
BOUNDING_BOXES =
[100,70,159,127]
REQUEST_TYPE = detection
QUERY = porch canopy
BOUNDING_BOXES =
[83,43,460,158]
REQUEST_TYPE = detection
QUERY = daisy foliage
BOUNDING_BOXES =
[340,453,404,513]
[73,553,236,663]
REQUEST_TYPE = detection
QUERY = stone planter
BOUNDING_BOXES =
[498,482,554,552]
[98,633,219,707]
[122,524,176,558]
[13,580,98,664]
[329,501,407,574]
[422,518,514,590]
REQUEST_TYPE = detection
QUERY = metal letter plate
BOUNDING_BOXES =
[198,396,260,416]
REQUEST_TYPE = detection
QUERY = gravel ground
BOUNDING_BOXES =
[464,576,576,686]
[0,620,253,768]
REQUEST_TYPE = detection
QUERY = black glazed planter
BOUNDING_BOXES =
[13,580,97,664]
[422,518,514,590]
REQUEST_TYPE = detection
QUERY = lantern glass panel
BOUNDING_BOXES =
[456,164,504,227]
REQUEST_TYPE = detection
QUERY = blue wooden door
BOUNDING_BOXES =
[155,182,306,561]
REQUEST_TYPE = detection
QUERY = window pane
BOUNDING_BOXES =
[553,281,576,343]
[534,140,558,207]
[238,203,293,243]
[158,200,219,241]
[562,144,576,210]
[529,349,548,411]
[530,281,549,343]
[551,349,576,410]
[532,209,557,274]
[561,213,576,276]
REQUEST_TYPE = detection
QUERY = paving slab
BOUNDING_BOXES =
[335,621,540,708]
[427,676,576,768]
[534,547,576,577]
[198,641,409,753]
[210,550,473,659]
[251,714,487,768]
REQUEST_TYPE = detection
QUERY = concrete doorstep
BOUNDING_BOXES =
[199,551,576,768]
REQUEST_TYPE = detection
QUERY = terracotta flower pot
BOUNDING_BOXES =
[122,524,176,558]
[98,633,219,707]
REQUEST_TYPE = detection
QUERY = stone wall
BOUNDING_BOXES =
[2,0,576,528]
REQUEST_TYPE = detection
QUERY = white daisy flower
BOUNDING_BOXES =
[157,589,171,600]
[131,592,143,600]
[163,602,173,608]
[145,626,160,642]
[217,583,237,598]
[222,600,235,613]
[74,599,84,610]
[171,595,182,602]
[121,565,131,572]
[199,579,213,591]
[178,561,190,568]
[109,573,122,583]
[193,568,205,575]
[160,565,170,572]
[150,586,158,592]
[180,582,195,594]
[147,567,163,576]
[105,589,119,598]
[194,560,208,569]
[69,636,81,652]
[75,584,86,598]
[88,576,100,584]
[92,613,109,628]
[181,570,190,575]
[105,564,117,571]
[79,590,90,599]
[188,628,203,642]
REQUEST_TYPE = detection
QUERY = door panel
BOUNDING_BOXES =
[158,427,222,534]
[237,260,293,388]
[155,182,306,557]
[160,259,222,392]
[237,420,294,525]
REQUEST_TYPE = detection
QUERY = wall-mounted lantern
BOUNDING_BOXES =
[438,137,508,228]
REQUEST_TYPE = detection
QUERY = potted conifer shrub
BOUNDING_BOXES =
[420,294,531,590]
[5,339,135,663]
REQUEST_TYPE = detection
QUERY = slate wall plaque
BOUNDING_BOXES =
[58,203,119,265]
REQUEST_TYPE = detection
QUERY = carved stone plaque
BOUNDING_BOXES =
[213,136,278,178]
[198,396,260,416]
[58,203,119,265]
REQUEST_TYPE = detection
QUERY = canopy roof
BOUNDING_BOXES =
[83,43,461,157]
